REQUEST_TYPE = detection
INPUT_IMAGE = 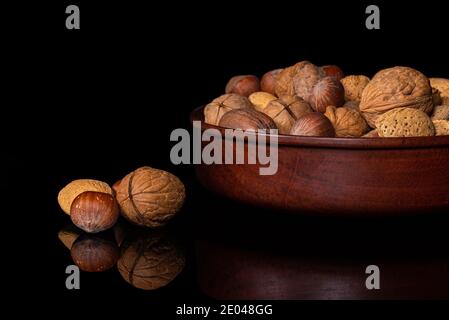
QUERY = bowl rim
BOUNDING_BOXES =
[190,106,449,149]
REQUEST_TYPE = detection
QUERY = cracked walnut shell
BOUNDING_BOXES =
[324,106,369,137]
[204,93,253,125]
[360,66,433,128]
[376,107,435,137]
[115,167,185,228]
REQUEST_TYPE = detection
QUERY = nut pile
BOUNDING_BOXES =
[57,166,186,233]
[204,61,449,138]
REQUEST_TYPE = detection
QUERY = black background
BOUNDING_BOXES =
[3,0,449,316]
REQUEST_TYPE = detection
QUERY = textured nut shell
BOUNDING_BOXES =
[225,75,260,97]
[248,92,277,112]
[431,105,449,120]
[341,75,370,102]
[432,88,442,106]
[309,77,345,112]
[115,167,185,228]
[118,232,185,290]
[71,236,120,272]
[362,129,380,138]
[377,107,435,137]
[292,61,322,101]
[290,113,336,137]
[430,78,449,104]
[260,69,283,95]
[433,120,449,136]
[262,96,313,134]
[70,191,120,233]
[204,93,252,125]
[360,67,433,128]
[343,100,360,110]
[218,108,277,131]
[324,106,369,137]
[58,179,112,215]
[319,65,344,81]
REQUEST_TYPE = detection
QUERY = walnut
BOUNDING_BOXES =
[115,167,185,228]
[218,108,277,131]
[262,95,313,134]
[118,230,185,290]
[431,105,449,120]
[204,93,253,125]
[340,75,370,102]
[275,61,321,99]
[324,106,369,137]
[433,120,449,136]
[376,107,435,137]
[430,78,449,105]
[360,67,433,128]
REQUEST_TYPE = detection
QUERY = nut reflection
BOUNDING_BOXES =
[71,234,120,272]
[117,230,185,290]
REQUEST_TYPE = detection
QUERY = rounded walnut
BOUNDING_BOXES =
[324,106,369,137]
[431,105,449,120]
[118,230,185,290]
[275,61,321,100]
[204,93,253,125]
[360,66,433,128]
[115,167,185,228]
[376,107,435,137]
[430,78,449,105]
[218,108,277,131]
[262,95,313,134]
[340,75,370,102]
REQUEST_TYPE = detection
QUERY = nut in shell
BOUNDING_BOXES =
[324,106,369,137]
[431,105,449,120]
[309,77,345,113]
[290,112,336,137]
[319,65,344,81]
[225,75,260,97]
[340,75,370,102]
[71,235,120,272]
[70,191,120,233]
[360,66,434,128]
[58,179,112,215]
[204,93,253,125]
[218,108,277,131]
[117,230,185,290]
[362,129,380,138]
[433,120,449,136]
[430,78,449,105]
[376,107,435,137]
[260,69,283,95]
[248,91,277,112]
[262,95,313,134]
[115,166,185,228]
[275,61,320,99]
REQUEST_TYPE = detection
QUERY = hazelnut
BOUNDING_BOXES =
[362,129,380,138]
[262,95,313,134]
[376,107,435,137]
[324,106,369,137]
[71,235,120,272]
[70,191,120,233]
[58,179,112,215]
[430,78,449,105]
[218,108,277,131]
[260,68,283,95]
[309,77,345,113]
[431,105,449,120]
[225,75,260,97]
[290,113,336,137]
[340,75,370,102]
[319,65,344,81]
[248,91,277,112]
[115,166,185,228]
[117,230,185,290]
[433,120,449,136]
[204,93,252,125]
[360,67,433,128]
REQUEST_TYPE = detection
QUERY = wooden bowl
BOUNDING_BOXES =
[190,106,449,215]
